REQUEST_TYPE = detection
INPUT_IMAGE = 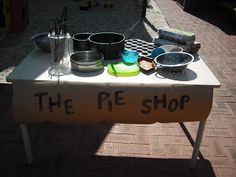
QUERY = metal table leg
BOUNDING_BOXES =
[20,124,34,164]
[141,0,148,18]
[190,121,206,169]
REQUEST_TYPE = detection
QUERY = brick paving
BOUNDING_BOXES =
[0,0,236,177]
[155,0,236,176]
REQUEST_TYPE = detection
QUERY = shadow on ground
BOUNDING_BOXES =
[185,6,236,35]
[1,156,216,177]
[0,122,216,177]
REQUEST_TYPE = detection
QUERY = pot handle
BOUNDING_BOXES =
[152,60,162,70]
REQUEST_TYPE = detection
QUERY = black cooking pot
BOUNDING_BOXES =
[88,32,125,60]
[73,32,93,52]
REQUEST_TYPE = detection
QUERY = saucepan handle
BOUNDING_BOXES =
[152,60,162,70]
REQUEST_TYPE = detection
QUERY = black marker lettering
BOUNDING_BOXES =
[180,95,190,110]
[168,99,179,112]
[141,98,152,114]
[49,92,61,112]
[115,90,125,105]
[64,99,75,114]
[34,92,48,111]
[98,92,110,110]
[154,94,167,110]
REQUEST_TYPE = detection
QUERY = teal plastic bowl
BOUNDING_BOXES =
[151,47,165,59]
[122,50,139,64]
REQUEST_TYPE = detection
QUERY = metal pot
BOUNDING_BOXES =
[88,32,125,60]
[73,32,93,52]
[70,50,104,72]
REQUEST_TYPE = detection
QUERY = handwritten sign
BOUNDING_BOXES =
[12,81,213,124]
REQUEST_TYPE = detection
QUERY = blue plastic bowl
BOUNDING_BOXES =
[122,50,139,64]
[151,47,165,59]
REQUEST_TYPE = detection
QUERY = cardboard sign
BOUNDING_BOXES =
[12,81,214,124]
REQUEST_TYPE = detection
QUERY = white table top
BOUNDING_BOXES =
[7,49,220,88]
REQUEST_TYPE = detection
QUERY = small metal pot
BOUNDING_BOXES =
[88,32,125,60]
[73,32,93,52]
[70,50,104,72]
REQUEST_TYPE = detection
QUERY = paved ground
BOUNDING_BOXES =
[156,1,236,176]
[0,0,236,177]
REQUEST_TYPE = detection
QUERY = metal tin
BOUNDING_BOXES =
[70,50,104,72]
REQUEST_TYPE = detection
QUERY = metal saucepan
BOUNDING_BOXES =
[153,52,194,72]
[70,50,104,72]
[73,32,93,52]
[88,32,125,60]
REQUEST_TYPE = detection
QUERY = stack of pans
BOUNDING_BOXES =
[70,50,104,72]
[71,32,125,72]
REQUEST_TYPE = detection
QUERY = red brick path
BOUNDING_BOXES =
[155,0,236,176]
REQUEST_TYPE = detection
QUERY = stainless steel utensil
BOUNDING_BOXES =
[70,50,104,72]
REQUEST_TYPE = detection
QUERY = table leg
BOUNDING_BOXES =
[190,120,206,169]
[141,0,148,18]
[20,124,34,164]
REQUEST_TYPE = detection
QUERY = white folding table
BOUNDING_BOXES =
[7,49,220,169]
